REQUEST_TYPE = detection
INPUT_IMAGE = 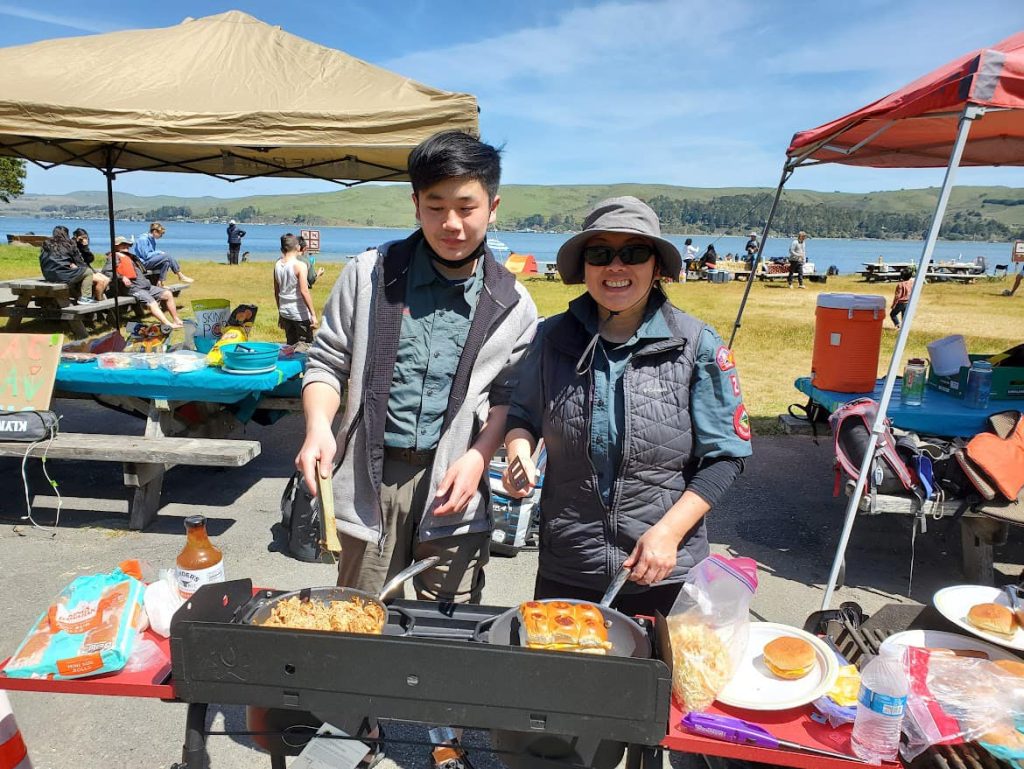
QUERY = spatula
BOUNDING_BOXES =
[316,460,342,564]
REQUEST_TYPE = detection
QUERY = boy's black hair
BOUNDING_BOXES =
[52,225,70,239]
[684,238,692,245]
[280,233,300,253]
[408,130,502,201]
[900,267,913,281]
[72,227,88,239]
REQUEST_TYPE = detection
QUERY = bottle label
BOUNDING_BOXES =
[175,561,225,599]
[858,686,906,717]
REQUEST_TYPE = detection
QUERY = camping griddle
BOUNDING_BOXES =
[169,580,671,769]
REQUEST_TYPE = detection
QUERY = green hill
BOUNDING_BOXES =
[4,184,1024,240]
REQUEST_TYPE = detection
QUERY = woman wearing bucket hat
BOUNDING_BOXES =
[501,196,752,616]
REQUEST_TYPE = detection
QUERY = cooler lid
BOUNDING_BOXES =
[816,293,886,311]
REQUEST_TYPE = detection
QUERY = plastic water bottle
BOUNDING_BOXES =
[851,646,908,764]
[964,360,993,409]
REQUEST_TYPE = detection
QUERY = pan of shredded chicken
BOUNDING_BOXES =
[244,587,387,634]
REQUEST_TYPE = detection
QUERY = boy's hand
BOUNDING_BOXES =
[433,450,485,516]
[295,425,337,497]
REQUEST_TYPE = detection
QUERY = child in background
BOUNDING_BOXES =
[890,267,913,328]
[274,233,317,344]
[106,236,183,328]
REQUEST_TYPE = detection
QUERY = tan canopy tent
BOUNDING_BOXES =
[0,10,478,183]
[0,10,478,325]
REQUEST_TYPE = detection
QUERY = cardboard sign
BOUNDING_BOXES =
[1013,240,1024,263]
[0,333,63,411]
[300,229,321,254]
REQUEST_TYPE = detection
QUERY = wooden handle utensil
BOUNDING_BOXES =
[316,461,342,561]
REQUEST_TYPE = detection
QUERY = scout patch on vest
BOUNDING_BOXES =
[728,373,742,397]
[715,346,736,372]
[733,404,751,441]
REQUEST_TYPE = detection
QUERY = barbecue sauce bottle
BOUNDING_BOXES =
[175,515,225,599]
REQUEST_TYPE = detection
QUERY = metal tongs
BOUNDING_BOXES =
[315,460,343,564]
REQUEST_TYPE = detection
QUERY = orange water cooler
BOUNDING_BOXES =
[811,293,886,392]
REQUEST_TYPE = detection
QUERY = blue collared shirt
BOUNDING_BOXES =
[384,242,483,451]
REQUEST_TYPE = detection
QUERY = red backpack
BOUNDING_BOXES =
[829,398,919,510]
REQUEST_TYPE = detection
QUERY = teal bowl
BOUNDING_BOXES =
[219,342,280,371]
[194,337,215,354]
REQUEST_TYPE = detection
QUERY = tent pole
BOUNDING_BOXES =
[104,151,120,331]
[820,104,982,610]
[728,163,793,348]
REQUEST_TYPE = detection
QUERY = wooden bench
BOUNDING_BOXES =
[0,432,260,530]
[0,279,189,338]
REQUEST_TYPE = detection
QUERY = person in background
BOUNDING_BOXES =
[787,231,807,289]
[501,196,751,617]
[296,234,325,288]
[684,237,698,273]
[105,236,183,327]
[72,228,95,267]
[744,231,759,264]
[296,130,538,768]
[699,243,718,278]
[890,268,913,328]
[1003,271,1022,297]
[226,219,246,265]
[274,233,317,344]
[39,225,110,303]
[132,222,193,285]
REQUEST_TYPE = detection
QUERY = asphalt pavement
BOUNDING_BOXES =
[1,400,1020,769]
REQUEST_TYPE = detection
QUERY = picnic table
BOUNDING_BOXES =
[0,278,189,338]
[794,375,1020,583]
[7,590,1013,769]
[0,353,304,529]
[860,262,915,282]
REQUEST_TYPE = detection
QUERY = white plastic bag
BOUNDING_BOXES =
[666,554,758,713]
[143,571,185,638]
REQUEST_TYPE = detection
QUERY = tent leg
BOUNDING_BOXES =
[728,163,792,348]
[820,104,982,610]
[105,151,121,332]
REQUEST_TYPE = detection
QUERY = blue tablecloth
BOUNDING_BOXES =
[794,376,1019,437]
[57,355,305,405]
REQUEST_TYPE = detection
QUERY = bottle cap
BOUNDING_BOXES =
[184,515,207,529]
[908,358,926,365]
[972,361,993,371]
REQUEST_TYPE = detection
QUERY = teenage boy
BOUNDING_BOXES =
[273,233,317,344]
[296,130,536,763]
[105,237,183,327]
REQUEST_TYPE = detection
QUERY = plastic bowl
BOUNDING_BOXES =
[194,337,215,354]
[219,342,280,371]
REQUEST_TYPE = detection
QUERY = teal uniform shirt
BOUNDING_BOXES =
[384,242,483,451]
[542,293,752,505]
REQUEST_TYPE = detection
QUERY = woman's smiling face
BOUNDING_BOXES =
[583,232,658,314]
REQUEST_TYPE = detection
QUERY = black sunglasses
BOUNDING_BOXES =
[582,243,656,267]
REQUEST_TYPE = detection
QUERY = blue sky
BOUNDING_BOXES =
[2,0,1024,198]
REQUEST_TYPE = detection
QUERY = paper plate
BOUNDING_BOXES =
[880,628,1020,662]
[715,622,839,711]
[221,364,278,375]
[933,585,1024,651]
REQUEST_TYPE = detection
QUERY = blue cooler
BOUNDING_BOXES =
[708,269,730,284]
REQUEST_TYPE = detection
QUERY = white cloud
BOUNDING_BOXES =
[0,3,115,33]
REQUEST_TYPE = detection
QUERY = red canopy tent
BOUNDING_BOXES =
[728,31,1024,608]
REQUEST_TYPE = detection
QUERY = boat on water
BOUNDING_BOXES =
[6,233,47,247]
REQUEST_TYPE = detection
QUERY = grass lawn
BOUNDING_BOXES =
[2,244,1020,432]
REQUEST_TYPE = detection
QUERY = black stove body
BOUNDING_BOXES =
[170,580,671,768]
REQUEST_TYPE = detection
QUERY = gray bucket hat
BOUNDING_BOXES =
[556,196,682,284]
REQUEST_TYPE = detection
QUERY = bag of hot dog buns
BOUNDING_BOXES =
[666,555,758,713]
[2,568,146,680]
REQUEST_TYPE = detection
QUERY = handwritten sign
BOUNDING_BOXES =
[0,333,63,411]
[1013,240,1024,263]
[300,229,321,254]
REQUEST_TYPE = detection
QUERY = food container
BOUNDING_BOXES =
[811,294,885,392]
[218,342,280,371]
[97,352,133,369]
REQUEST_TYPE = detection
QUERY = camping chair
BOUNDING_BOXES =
[994,263,1009,279]
[973,255,987,273]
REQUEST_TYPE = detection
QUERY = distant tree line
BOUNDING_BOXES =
[502,193,1022,241]
[30,201,328,227]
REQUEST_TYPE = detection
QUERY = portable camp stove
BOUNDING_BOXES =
[169,580,670,769]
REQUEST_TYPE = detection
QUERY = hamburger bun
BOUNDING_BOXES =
[967,603,1016,638]
[763,636,815,680]
[994,659,1024,678]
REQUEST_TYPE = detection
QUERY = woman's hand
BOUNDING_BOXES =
[623,522,682,586]
[434,449,486,516]
[295,423,336,496]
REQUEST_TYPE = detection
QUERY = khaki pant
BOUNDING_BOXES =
[336,456,489,603]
